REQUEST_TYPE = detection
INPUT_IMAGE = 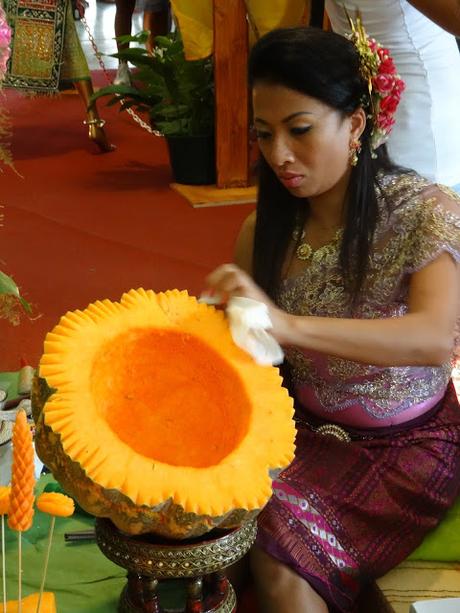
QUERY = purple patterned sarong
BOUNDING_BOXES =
[256,382,460,612]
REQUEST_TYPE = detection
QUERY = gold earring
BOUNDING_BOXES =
[349,139,361,167]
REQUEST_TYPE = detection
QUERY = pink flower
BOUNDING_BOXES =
[0,35,11,50]
[377,111,395,131]
[368,38,378,52]
[373,73,395,93]
[349,19,405,148]
[0,21,11,42]
[379,57,397,75]
[0,10,11,45]
[0,9,11,83]
[0,54,8,73]
[379,93,400,114]
[393,77,405,93]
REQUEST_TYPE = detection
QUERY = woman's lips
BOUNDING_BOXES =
[278,173,304,189]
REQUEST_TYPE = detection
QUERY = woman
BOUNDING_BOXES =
[113,0,170,86]
[206,26,460,613]
[63,0,113,151]
[4,0,112,152]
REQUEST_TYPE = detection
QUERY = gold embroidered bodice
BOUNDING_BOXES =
[277,172,460,422]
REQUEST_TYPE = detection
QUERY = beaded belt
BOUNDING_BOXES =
[294,417,378,443]
[294,395,444,443]
[313,423,352,443]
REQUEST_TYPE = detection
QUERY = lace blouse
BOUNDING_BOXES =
[278,172,460,427]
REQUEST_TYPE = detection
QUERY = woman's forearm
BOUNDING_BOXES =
[278,311,453,367]
[408,0,460,36]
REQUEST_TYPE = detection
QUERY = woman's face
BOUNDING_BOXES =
[253,82,363,199]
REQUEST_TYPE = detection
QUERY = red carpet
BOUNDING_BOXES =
[0,73,254,370]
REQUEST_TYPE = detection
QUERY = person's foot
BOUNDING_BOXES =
[113,62,131,87]
[84,119,115,153]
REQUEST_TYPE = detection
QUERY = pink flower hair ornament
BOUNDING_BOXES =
[0,4,13,169]
[0,5,11,81]
[346,11,405,152]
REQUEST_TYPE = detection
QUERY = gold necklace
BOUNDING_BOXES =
[292,227,343,261]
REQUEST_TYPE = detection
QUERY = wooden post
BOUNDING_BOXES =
[213,0,249,188]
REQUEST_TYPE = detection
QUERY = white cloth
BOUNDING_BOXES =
[325,0,460,186]
[226,297,284,366]
[198,294,284,365]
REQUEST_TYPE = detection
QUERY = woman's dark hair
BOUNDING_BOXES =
[249,27,396,306]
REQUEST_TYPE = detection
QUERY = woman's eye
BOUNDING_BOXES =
[290,126,311,136]
[255,130,271,140]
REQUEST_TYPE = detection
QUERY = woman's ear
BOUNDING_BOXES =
[350,107,367,140]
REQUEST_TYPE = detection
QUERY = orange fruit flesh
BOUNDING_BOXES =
[91,328,251,468]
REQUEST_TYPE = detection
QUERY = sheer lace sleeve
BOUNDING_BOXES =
[399,184,460,274]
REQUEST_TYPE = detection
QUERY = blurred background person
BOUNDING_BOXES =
[114,0,171,85]
[324,0,460,191]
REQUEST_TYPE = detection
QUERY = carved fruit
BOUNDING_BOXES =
[33,289,295,539]
[4,592,56,612]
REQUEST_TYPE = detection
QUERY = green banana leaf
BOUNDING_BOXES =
[0,269,31,313]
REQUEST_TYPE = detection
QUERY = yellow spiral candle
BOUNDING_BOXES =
[7,411,35,532]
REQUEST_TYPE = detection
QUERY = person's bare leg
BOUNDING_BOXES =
[115,0,136,51]
[114,0,136,84]
[225,554,251,597]
[250,546,329,613]
[143,7,169,53]
[74,79,115,152]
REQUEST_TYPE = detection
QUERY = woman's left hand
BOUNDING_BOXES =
[204,264,292,343]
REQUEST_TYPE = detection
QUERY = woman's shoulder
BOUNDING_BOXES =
[241,210,257,231]
[377,170,428,207]
[237,210,257,249]
[234,211,257,274]
[377,170,460,226]
[375,170,460,272]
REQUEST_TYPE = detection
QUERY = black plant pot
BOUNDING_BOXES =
[166,134,216,186]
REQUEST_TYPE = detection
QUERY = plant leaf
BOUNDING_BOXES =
[0,270,19,297]
[0,271,31,313]
[92,30,214,137]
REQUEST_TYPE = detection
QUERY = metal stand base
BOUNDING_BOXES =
[95,517,257,613]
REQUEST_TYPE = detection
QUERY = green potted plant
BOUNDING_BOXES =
[91,31,215,185]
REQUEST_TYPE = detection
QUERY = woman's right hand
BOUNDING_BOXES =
[203,264,294,344]
[204,263,271,305]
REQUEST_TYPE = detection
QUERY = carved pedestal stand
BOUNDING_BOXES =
[95,518,257,613]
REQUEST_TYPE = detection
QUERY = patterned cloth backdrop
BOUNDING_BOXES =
[3,0,89,92]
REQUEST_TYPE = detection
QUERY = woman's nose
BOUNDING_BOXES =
[269,136,295,168]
